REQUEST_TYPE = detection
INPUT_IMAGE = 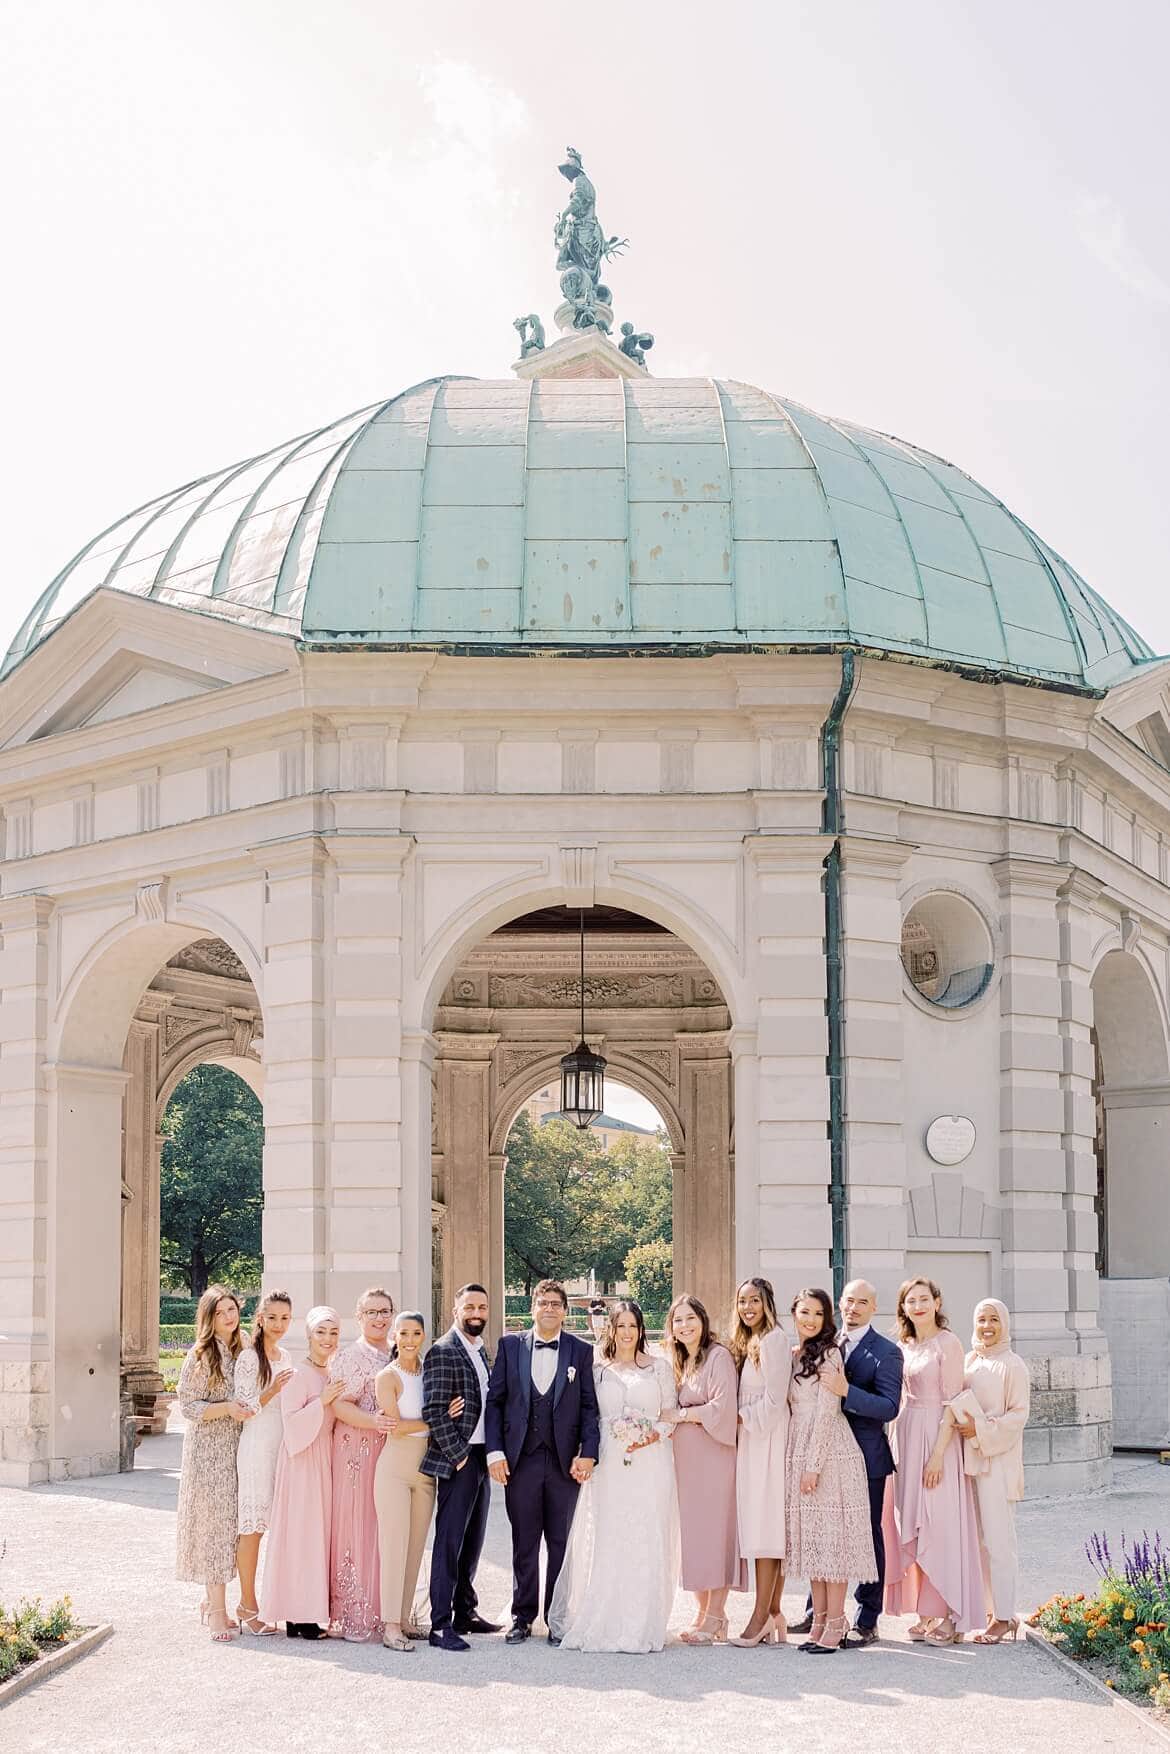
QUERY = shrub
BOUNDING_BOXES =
[624,1237,673,1311]
[0,1596,81,1684]
[1033,1531,1170,1700]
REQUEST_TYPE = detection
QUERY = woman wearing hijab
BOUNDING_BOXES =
[945,1299,1030,1644]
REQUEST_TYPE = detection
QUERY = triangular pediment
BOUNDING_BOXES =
[1098,657,1170,774]
[33,653,225,738]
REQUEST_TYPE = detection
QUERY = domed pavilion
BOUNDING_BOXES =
[1,152,1168,1493]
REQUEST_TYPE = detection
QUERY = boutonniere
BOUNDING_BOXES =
[567,1366,576,1383]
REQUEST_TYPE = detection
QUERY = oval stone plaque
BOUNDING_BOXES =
[925,1114,976,1167]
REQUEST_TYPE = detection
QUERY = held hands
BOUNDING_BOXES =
[799,1470,819,1496]
[571,1455,597,1481]
[489,1459,510,1485]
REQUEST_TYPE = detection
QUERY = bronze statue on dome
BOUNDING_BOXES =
[513,313,545,357]
[618,323,654,368]
[554,147,627,333]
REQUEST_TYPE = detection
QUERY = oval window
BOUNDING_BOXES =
[900,894,993,1010]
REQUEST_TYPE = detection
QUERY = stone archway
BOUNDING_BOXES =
[1093,947,1170,1447]
[120,939,263,1437]
[429,907,733,1340]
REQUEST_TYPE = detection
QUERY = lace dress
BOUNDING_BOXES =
[175,1341,241,1585]
[551,1355,680,1653]
[785,1346,876,1584]
[235,1344,290,1535]
[328,1338,390,1640]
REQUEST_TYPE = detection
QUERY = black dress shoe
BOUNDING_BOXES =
[285,1624,301,1639]
[547,1632,562,1646]
[505,1620,531,1644]
[429,1628,470,1651]
[454,1614,503,1635]
[842,1624,878,1648]
[789,1612,814,1636]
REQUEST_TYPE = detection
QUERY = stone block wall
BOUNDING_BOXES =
[1022,1352,1113,1495]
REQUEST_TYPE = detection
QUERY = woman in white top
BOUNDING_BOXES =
[374,1312,458,1652]
[234,1290,294,1634]
[550,1300,679,1654]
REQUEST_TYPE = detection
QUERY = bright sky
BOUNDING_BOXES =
[3,1,1168,660]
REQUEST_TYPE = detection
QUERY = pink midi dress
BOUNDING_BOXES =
[259,1361,336,1628]
[328,1339,389,1641]
[673,1344,747,1593]
[883,1330,984,1633]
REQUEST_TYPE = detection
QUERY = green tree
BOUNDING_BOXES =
[592,1130,673,1286]
[625,1236,673,1311]
[160,1064,263,1296]
[503,1111,614,1292]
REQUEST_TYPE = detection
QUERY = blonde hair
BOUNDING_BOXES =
[726,1277,778,1375]
[193,1285,243,1391]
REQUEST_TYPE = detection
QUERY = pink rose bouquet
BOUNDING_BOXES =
[610,1412,656,1465]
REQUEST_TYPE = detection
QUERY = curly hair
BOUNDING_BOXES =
[894,1276,949,1342]
[727,1277,778,1376]
[790,1287,837,1380]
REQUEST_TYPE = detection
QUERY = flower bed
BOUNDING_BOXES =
[0,1596,84,1685]
[1030,1531,1170,1715]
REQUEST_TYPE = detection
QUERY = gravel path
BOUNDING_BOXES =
[2,1424,1167,1753]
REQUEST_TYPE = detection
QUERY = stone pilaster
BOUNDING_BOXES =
[676,1035,734,1320]
[0,896,53,1485]
[120,1011,167,1434]
[742,835,831,1291]
[838,838,913,1310]
[434,1033,498,1334]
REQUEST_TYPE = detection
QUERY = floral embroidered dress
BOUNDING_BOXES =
[784,1345,876,1584]
[234,1343,291,1534]
[176,1340,241,1585]
[328,1338,389,1640]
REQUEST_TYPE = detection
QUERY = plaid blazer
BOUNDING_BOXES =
[420,1327,489,1481]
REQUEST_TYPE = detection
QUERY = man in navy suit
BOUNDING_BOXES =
[486,1279,601,1644]
[793,1279,904,1648]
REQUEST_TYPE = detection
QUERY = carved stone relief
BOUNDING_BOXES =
[169,939,250,982]
[490,972,685,1008]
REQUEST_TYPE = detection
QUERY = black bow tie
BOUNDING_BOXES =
[534,1340,559,1350]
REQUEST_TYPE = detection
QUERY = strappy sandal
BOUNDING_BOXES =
[207,1608,237,1644]
[238,1608,277,1636]
[680,1612,728,1645]
[973,1617,1018,1644]
[925,1616,962,1645]
[907,1619,934,1642]
[799,1614,826,1651]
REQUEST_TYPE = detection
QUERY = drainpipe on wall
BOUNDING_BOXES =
[820,649,859,1304]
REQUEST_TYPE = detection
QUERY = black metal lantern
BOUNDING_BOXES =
[560,908,606,1129]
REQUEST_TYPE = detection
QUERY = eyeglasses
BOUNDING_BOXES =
[534,1299,565,1310]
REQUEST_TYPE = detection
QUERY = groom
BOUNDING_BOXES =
[486,1279,600,1644]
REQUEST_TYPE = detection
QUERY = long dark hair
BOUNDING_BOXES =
[390,1311,426,1363]
[666,1294,715,1383]
[727,1276,778,1376]
[599,1299,652,1367]
[791,1287,837,1380]
[193,1285,243,1392]
[250,1289,292,1391]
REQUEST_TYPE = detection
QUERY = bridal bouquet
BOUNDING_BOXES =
[610,1412,656,1465]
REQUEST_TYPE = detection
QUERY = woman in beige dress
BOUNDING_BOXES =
[234,1289,294,1634]
[728,1277,791,1646]
[176,1286,253,1643]
[945,1298,1030,1642]
[786,1288,876,1656]
[668,1294,746,1645]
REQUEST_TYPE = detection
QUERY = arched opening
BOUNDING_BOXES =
[501,1078,674,1330]
[50,920,263,1473]
[428,904,732,1342]
[1092,948,1170,1448]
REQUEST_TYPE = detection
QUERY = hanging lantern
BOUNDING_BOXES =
[560,907,606,1129]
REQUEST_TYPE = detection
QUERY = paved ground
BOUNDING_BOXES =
[2,1422,1167,1753]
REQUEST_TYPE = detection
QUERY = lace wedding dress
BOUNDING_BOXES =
[550,1354,680,1653]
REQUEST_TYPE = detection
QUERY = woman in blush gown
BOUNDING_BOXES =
[234,1290,294,1634]
[550,1301,679,1654]
[884,1276,984,1643]
[328,1287,397,1641]
[729,1277,791,1646]
[259,1307,344,1638]
[668,1294,746,1645]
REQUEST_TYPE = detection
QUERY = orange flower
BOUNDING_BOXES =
[1075,1593,1085,1602]
[1106,1679,1115,1689]
[1132,1640,1145,1653]
[1086,1629,1097,1640]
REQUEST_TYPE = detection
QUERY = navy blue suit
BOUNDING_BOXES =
[840,1326,904,1628]
[485,1329,600,1627]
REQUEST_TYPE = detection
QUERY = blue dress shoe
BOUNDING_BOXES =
[429,1628,470,1651]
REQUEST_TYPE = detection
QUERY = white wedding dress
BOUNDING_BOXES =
[551,1354,680,1653]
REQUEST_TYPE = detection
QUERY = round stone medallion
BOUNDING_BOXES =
[925,1114,976,1166]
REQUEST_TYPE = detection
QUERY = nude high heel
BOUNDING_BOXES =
[238,1609,277,1636]
[804,1613,848,1654]
[973,1617,1018,1644]
[681,1611,728,1645]
[924,1616,963,1645]
[731,1613,779,1647]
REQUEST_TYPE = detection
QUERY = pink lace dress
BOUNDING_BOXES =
[328,1339,390,1640]
[784,1347,876,1583]
[883,1330,984,1632]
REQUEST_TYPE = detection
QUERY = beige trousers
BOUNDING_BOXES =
[374,1433,435,1628]
[972,1468,1018,1619]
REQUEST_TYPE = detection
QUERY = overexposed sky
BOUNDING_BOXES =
[3,1,1168,658]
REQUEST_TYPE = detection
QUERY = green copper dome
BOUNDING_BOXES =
[6,376,1154,690]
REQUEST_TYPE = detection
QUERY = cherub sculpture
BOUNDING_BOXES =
[513,313,546,357]
[618,322,654,368]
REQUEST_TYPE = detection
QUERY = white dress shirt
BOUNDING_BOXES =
[486,1329,562,1465]
[840,1322,871,1364]
[456,1327,489,1445]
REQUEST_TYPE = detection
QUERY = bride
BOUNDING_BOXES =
[550,1300,680,1653]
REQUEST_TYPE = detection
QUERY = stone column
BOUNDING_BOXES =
[838,838,913,1309]
[668,1149,687,1294]
[400,1027,437,1324]
[434,1034,497,1334]
[993,857,1111,1492]
[0,896,53,1486]
[260,837,328,1327]
[742,835,832,1291]
[677,1034,733,1319]
[325,836,414,1320]
[120,1010,167,1434]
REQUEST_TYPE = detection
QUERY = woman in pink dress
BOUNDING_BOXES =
[884,1276,984,1643]
[667,1294,746,1645]
[328,1287,396,1641]
[259,1307,342,1636]
[729,1277,791,1646]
